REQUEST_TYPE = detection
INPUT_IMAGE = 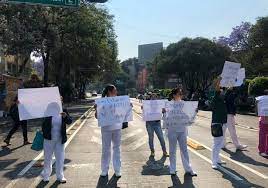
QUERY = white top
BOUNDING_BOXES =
[101,123,122,131]
[51,115,62,141]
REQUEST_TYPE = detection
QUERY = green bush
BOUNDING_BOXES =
[248,77,268,96]
[160,89,172,98]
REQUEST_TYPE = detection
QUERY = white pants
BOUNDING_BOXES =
[41,139,65,180]
[168,130,193,174]
[101,129,121,175]
[223,114,240,147]
[212,124,226,166]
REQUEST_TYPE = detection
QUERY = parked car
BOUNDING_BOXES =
[92,91,98,97]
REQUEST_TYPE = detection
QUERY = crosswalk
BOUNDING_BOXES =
[87,113,149,151]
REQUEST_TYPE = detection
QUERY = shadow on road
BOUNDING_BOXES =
[216,165,265,188]
[141,155,170,176]
[96,174,120,188]
[223,149,268,168]
[0,145,25,157]
[168,174,195,188]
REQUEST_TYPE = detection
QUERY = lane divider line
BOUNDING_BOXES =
[5,107,94,188]
[188,137,268,179]
[187,147,244,181]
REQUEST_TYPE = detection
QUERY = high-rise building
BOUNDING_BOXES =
[138,42,163,65]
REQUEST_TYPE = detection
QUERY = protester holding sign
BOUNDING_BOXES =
[4,96,30,146]
[41,97,72,183]
[141,93,168,158]
[223,87,247,151]
[95,85,123,178]
[210,78,228,169]
[256,90,268,157]
[164,88,197,177]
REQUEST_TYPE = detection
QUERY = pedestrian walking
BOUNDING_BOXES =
[41,99,72,183]
[223,87,247,151]
[141,93,169,158]
[210,78,228,169]
[95,85,122,178]
[4,96,30,146]
[256,90,268,157]
[165,88,197,176]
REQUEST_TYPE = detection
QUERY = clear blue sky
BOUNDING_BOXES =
[105,0,268,61]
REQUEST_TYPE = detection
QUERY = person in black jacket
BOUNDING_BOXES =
[223,87,247,151]
[4,97,30,145]
[40,107,72,183]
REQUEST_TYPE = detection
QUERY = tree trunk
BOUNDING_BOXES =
[42,50,50,87]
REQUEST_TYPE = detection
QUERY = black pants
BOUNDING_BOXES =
[6,120,28,142]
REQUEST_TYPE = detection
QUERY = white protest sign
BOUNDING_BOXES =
[256,96,268,116]
[220,61,241,87]
[18,87,62,121]
[163,101,198,128]
[142,100,167,121]
[234,68,246,87]
[95,95,133,127]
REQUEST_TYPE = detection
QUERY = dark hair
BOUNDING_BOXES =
[102,84,116,97]
[168,88,183,101]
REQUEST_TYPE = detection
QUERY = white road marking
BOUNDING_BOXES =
[188,137,268,179]
[122,129,143,141]
[188,147,243,181]
[5,107,94,188]
[133,108,268,180]
[126,135,148,151]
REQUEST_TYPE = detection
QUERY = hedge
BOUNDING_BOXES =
[248,77,268,96]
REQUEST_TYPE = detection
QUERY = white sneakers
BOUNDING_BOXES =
[236,145,248,151]
[260,153,268,157]
[212,165,218,170]
[57,177,67,183]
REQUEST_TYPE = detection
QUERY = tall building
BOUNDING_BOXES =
[138,42,163,64]
[137,42,163,92]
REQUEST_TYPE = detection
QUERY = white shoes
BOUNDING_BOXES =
[100,171,108,177]
[115,171,121,178]
[260,153,268,157]
[212,164,218,170]
[236,145,248,151]
[57,177,67,183]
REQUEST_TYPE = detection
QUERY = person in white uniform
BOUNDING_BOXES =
[223,87,247,151]
[164,88,197,177]
[41,107,72,183]
[95,85,123,178]
[210,78,228,169]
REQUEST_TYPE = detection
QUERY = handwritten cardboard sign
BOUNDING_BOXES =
[220,61,241,87]
[95,95,133,127]
[256,96,268,116]
[142,100,167,121]
[163,101,198,128]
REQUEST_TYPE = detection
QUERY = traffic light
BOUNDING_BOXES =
[87,0,108,3]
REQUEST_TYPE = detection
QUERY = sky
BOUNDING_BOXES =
[104,0,268,61]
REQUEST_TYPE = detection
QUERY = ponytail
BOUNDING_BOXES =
[102,84,115,97]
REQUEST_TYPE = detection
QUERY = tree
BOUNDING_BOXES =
[0,3,119,98]
[217,22,252,51]
[155,37,231,97]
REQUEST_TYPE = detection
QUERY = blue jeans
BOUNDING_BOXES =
[146,121,167,153]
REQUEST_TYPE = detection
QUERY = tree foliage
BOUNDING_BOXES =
[154,37,231,96]
[0,3,118,96]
